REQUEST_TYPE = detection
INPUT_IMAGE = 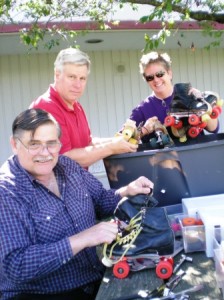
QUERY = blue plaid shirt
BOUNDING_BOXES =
[0,155,120,299]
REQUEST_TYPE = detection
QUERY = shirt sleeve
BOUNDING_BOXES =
[129,103,147,127]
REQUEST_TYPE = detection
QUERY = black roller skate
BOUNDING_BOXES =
[164,83,223,142]
[102,194,177,280]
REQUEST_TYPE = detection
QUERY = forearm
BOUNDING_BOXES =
[92,137,114,144]
[64,137,138,168]
[63,143,114,168]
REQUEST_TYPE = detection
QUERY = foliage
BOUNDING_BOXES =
[0,0,224,51]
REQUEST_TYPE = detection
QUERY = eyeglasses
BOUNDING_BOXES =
[17,138,62,155]
[144,71,166,82]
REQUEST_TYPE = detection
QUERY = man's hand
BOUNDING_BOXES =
[109,136,138,154]
[69,221,118,255]
[116,176,154,198]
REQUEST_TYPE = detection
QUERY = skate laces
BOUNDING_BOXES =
[102,211,143,264]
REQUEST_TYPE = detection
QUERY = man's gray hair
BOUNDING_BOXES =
[54,48,91,74]
[139,51,172,75]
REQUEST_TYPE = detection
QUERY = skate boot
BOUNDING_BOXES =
[102,194,175,279]
[164,83,223,142]
[150,120,174,149]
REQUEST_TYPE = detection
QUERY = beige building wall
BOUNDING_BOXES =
[0,48,224,186]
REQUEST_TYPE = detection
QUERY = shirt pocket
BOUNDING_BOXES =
[31,206,74,243]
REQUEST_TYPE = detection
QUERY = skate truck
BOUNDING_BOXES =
[164,83,223,142]
[149,119,174,149]
[102,194,182,280]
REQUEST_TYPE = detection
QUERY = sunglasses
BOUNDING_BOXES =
[144,71,166,82]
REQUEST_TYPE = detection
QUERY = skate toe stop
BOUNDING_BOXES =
[102,257,113,267]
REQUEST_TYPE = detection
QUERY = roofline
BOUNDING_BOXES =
[1,20,224,34]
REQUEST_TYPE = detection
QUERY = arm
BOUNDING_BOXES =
[63,136,138,168]
[32,99,138,167]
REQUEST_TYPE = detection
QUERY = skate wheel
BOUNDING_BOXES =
[179,135,187,143]
[195,219,204,225]
[188,127,200,138]
[102,257,113,267]
[217,99,224,107]
[188,114,200,126]
[161,256,174,266]
[173,119,183,129]
[156,260,173,279]
[182,217,196,227]
[113,261,130,279]
[164,116,175,127]
[216,106,222,114]
[211,107,220,119]
[199,121,207,129]
[171,223,181,232]
[201,114,211,122]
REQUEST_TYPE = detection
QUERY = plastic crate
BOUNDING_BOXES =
[179,215,206,253]
[182,194,224,218]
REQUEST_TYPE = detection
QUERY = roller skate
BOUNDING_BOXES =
[102,194,177,280]
[164,83,223,142]
[115,119,142,145]
[150,120,174,149]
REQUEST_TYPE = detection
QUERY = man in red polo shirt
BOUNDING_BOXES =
[30,48,137,168]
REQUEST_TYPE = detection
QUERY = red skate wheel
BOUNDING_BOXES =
[211,107,220,119]
[171,223,181,232]
[217,106,222,114]
[173,120,183,129]
[188,114,200,125]
[195,219,204,225]
[164,116,175,127]
[182,217,196,227]
[188,127,200,138]
[113,261,130,279]
[199,122,207,129]
[156,260,173,279]
[161,256,174,266]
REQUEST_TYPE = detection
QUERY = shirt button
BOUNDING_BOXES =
[85,194,88,197]
[46,216,51,221]
[63,260,66,264]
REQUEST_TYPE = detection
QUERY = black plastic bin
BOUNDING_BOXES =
[103,133,224,208]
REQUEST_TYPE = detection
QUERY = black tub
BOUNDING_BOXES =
[104,133,224,208]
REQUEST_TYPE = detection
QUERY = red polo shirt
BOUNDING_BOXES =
[30,85,92,154]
